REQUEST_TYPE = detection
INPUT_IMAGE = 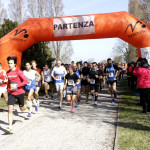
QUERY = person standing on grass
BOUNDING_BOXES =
[133,58,150,113]
[0,63,8,102]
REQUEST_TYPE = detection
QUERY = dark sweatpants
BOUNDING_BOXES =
[139,88,150,113]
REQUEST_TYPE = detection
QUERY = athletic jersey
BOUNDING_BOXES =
[65,73,79,87]
[7,68,28,95]
[105,64,117,81]
[81,67,89,80]
[51,66,67,83]
[23,70,36,86]
[0,70,7,87]
[34,68,41,81]
[89,68,102,85]
[43,69,52,82]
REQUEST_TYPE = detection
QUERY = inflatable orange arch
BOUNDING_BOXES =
[0,11,150,70]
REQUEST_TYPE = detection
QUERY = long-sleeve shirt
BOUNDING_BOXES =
[7,68,28,95]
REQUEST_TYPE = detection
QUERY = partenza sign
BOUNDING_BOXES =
[53,16,95,37]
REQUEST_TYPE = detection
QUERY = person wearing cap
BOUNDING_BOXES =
[64,66,80,113]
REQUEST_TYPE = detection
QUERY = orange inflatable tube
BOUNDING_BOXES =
[0,11,150,70]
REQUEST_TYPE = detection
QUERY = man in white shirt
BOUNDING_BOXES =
[51,60,67,109]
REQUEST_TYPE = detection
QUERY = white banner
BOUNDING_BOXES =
[140,47,150,64]
[53,16,95,37]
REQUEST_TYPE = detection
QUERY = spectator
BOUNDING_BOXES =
[133,58,150,113]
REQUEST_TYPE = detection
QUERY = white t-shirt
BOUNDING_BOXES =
[23,70,36,86]
[44,69,52,82]
[51,66,67,83]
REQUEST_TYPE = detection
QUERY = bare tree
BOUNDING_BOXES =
[128,0,150,62]
[111,39,129,63]
[0,0,7,24]
[49,0,74,62]
[8,0,23,24]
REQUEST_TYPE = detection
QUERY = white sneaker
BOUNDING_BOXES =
[37,100,40,107]
[5,127,13,134]
[94,101,97,105]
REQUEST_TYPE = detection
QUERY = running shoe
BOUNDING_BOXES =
[86,100,89,104]
[51,95,54,99]
[57,106,62,110]
[94,101,98,106]
[75,103,79,108]
[27,112,32,117]
[45,95,48,99]
[114,93,117,99]
[112,99,115,103]
[35,106,38,112]
[37,100,40,107]
[5,127,13,134]
[71,109,75,113]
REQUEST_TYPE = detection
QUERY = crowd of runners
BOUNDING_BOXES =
[0,56,127,134]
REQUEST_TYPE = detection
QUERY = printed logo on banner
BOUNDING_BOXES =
[10,28,29,42]
[53,16,95,37]
[125,21,147,38]
[140,47,150,65]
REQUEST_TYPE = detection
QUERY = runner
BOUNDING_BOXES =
[23,62,41,117]
[73,63,81,107]
[42,64,54,99]
[64,66,80,113]
[0,63,8,102]
[104,58,118,103]
[88,62,102,105]
[31,60,42,106]
[51,60,67,109]
[6,56,28,133]
[81,61,90,104]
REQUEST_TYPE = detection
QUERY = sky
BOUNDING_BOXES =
[2,0,129,62]
[62,0,129,62]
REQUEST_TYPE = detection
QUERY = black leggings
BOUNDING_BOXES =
[139,88,150,113]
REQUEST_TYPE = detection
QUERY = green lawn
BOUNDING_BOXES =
[118,79,150,150]
[0,98,7,108]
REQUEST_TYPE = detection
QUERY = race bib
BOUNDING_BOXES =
[56,75,61,80]
[90,79,95,84]
[10,82,18,91]
[83,76,87,80]
[109,73,114,77]
[68,80,74,86]
[27,79,32,86]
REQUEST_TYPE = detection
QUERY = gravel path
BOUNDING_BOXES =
[0,87,118,150]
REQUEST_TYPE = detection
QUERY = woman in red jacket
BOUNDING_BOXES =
[133,58,150,113]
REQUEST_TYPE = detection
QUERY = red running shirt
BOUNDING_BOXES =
[34,68,41,74]
[0,70,7,87]
[7,68,28,95]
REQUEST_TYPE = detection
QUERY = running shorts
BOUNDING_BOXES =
[8,93,25,107]
[66,86,77,95]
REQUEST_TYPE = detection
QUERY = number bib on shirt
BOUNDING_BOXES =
[109,73,114,77]
[68,80,74,86]
[56,75,61,80]
[90,79,95,84]
[10,82,18,91]
[27,78,32,86]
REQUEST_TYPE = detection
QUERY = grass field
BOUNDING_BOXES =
[118,79,150,150]
[0,98,7,108]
